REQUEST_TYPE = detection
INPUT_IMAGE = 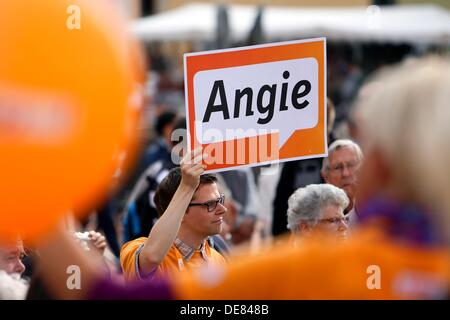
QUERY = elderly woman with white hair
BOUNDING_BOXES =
[287,184,349,241]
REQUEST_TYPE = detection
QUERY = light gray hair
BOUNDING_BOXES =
[0,271,29,300]
[287,184,349,232]
[321,139,363,172]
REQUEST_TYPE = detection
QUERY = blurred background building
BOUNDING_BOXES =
[119,0,450,17]
[124,0,450,126]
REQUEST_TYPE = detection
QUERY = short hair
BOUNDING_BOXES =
[155,110,176,136]
[153,167,217,216]
[322,139,363,172]
[287,184,349,233]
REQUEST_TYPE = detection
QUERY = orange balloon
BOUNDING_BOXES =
[0,0,145,242]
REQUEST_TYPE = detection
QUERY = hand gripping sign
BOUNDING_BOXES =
[184,38,327,173]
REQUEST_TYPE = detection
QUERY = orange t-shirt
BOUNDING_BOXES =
[120,237,226,281]
[173,228,449,299]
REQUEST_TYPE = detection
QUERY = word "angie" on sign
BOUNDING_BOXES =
[202,70,311,125]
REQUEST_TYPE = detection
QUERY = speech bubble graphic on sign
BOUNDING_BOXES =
[184,38,327,173]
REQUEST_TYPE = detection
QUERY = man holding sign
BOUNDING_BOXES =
[184,38,327,173]
[120,149,227,281]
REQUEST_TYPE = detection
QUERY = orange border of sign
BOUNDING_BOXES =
[184,38,327,173]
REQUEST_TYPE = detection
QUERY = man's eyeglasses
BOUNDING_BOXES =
[189,194,225,212]
[330,161,359,174]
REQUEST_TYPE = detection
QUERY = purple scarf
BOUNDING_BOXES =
[357,196,443,247]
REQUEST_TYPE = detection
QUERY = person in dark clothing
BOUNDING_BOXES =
[272,158,325,236]
[272,98,337,236]
[141,111,177,169]
[122,114,183,243]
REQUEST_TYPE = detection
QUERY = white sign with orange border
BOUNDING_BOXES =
[184,37,327,173]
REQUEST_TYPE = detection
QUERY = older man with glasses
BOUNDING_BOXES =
[321,139,363,226]
[120,149,227,281]
[287,184,349,243]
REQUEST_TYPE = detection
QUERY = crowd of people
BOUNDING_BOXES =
[1,46,449,300]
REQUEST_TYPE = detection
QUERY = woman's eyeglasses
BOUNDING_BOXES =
[316,216,350,225]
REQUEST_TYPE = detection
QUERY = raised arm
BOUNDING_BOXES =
[138,148,205,274]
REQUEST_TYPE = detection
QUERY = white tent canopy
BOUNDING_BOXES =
[131,2,450,45]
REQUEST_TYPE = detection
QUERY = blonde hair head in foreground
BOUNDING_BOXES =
[355,55,450,244]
